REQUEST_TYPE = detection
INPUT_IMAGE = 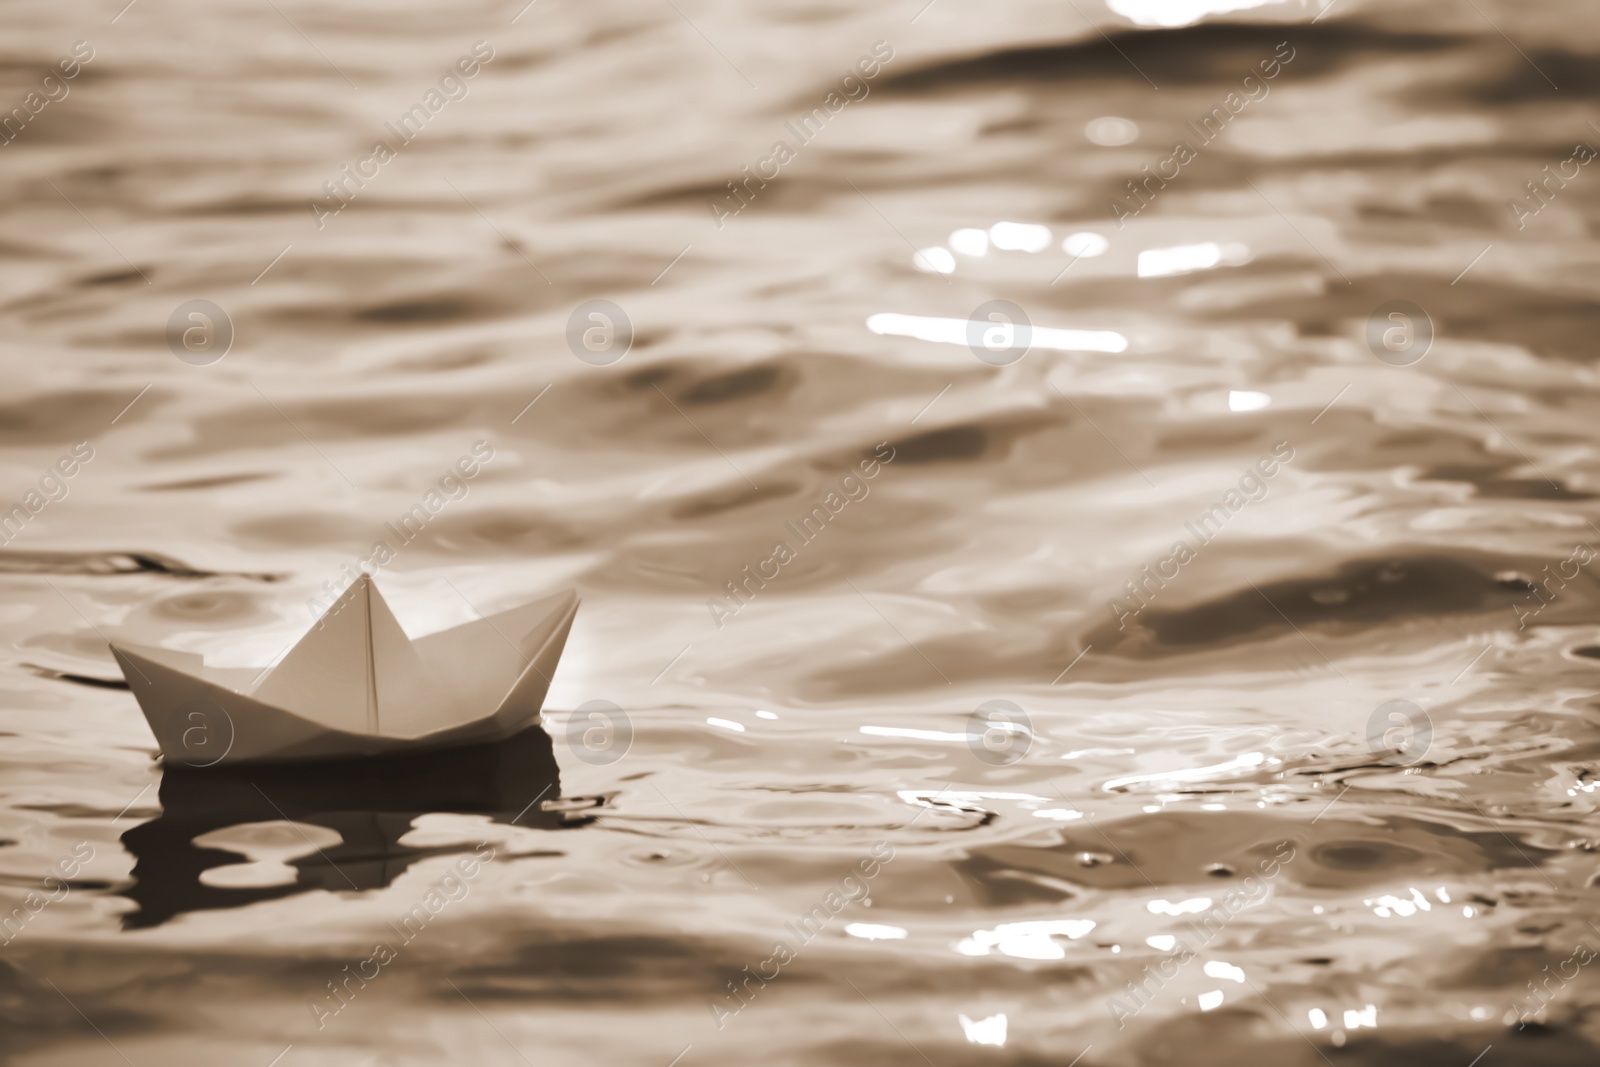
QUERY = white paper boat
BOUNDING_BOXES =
[109,576,578,766]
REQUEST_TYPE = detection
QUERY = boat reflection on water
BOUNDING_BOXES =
[119,725,581,929]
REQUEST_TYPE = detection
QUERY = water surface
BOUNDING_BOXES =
[2,0,1600,1063]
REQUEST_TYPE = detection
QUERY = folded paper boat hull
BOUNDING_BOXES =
[110,578,578,766]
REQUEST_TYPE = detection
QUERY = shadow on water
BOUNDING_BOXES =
[118,725,580,929]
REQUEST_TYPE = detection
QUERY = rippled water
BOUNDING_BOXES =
[4,0,1600,1063]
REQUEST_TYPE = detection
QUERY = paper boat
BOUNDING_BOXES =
[110,576,578,766]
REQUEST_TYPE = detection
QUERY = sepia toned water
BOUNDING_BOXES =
[3,0,1600,1062]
